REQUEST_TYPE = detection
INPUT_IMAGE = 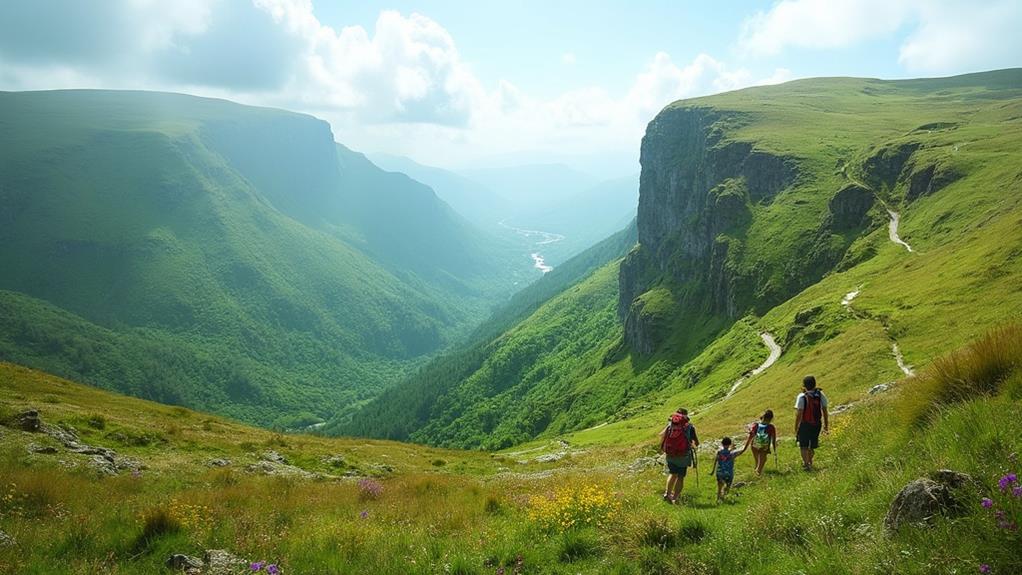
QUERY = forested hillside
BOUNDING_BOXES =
[0,90,531,428]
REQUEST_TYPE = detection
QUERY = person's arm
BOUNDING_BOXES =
[794,395,804,435]
[741,428,754,452]
[771,425,778,452]
[822,392,830,433]
[658,426,667,452]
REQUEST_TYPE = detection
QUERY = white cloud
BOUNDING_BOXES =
[561,52,577,65]
[739,0,1022,74]
[898,1,1022,73]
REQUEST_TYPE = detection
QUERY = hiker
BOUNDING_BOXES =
[742,409,777,476]
[659,410,698,504]
[709,437,744,501]
[794,375,829,471]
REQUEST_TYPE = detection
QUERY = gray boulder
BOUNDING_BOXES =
[885,470,974,531]
[16,410,41,432]
[262,450,287,464]
[166,554,204,571]
[207,458,232,468]
[0,529,15,547]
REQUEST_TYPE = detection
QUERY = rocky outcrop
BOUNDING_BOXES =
[862,142,920,190]
[905,162,961,201]
[619,106,797,354]
[885,469,975,531]
[828,183,875,229]
[16,409,41,432]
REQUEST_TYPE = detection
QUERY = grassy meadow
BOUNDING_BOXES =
[2,324,1021,574]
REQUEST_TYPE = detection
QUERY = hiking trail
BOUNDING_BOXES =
[724,332,782,399]
[892,342,916,377]
[840,286,917,378]
[887,210,914,253]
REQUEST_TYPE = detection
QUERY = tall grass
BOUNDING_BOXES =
[907,324,1022,425]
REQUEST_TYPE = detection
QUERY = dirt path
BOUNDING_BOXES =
[724,332,782,399]
[887,210,914,253]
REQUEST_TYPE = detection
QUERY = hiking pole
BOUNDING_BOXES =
[694,449,699,491]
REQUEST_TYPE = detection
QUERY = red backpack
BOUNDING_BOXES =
[802,389,823,425]
[661,419,691,456]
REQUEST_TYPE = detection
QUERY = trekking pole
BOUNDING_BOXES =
[694,449,699,491]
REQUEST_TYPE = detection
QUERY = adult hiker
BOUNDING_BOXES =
[794,375,829,471]
[741,409,777,476]
[659,409,699,504]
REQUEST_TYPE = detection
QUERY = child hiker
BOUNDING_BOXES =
[709,437,744,501]
[742,409,777,476]
[659,411,696,504]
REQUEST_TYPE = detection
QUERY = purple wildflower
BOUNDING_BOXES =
[998,473,1018,491]
[251,562,265,571]
[266,565,279,575]
[995,510,1006,520]
[359,509,369,519]
[981,497,994,508]
[979,565,991,574]
[1013,486,1022,498]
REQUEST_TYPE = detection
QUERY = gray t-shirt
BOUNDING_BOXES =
[795,390,829,410]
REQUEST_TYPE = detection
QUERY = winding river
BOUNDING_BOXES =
[498,220,565,274]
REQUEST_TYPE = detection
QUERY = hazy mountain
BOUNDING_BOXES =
[0,89,529,426]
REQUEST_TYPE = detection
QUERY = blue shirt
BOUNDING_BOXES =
[716,448,736,476]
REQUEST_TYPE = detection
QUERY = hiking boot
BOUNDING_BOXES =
[662,493,672,503]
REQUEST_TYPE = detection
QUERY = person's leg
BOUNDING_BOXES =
[723,478,732,498]
[716,478,724,500]
[673,471,686,501]
[665,473,676,499]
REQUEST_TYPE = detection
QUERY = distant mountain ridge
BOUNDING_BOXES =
[0,89,529,427]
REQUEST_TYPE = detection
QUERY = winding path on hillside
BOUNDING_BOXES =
[839,286,917,379]
[723,332,782,399]
[887,210,914,253]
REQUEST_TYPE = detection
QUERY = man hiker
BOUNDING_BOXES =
[659,408,700,504]
[794,375,829,471]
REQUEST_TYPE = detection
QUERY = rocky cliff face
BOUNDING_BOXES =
[619,106,796,353]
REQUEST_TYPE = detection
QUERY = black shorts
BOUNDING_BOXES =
[666,454,690,476]
[797,422,822,449]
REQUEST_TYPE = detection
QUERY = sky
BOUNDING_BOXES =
[1,0,1020,177]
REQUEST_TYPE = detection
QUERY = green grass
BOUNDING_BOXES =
[2,325,1021,573]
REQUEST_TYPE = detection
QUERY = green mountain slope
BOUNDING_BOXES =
[336,221,637,445]
[350,69,1022,449]
[0,89,527,426]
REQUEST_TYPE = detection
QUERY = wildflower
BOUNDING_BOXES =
[359,510,369,519]
[1013,486,1022,498]
[998,473,1017,491]
[267,565,279,575]
[131,470,142,479]
[979,564,991,574]
[251,562,265,571]
[981,497,994,508]
[357,478,383,500]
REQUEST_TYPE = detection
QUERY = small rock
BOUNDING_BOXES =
[166,554,204,571]
[0,529,15,547]
[262,450,287,464]
[42,423,80,448]
[16,410,41,432]
[116,457,145,472]
[831,403,855,415]
[204,549,246,575]
[323,455,346,468]
[27,443,58,454]
[88,454,118,476]
[534,453,565,463]
[73,446,117,462]
[869,383,892,395]
[207,458,232,468]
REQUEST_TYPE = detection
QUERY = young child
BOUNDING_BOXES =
[742,410,777,476]
[709,437,744,501]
